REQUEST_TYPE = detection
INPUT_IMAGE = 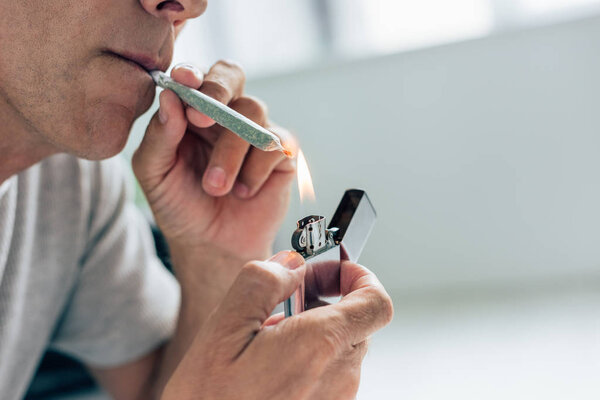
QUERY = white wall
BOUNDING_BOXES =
[121,18,600,398]
[125,16,600,293]
[243,16,600,292]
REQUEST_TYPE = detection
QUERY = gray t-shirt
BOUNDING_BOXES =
[0,154,180,400]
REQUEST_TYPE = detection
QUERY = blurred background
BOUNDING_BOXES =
[119,1,600,399]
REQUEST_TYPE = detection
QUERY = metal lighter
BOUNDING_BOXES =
[283,189,377,317]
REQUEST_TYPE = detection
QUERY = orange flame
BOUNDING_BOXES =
[297,149,316,204]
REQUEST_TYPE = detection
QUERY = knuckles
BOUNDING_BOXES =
[305,309,349,361]
[295,288,393,364]
[201,80,233,103]
[234,96,269,125]
[319,327,345,362]
[348,339,370,363]
[368,287,394,326]
[202,59,246,102]
[215,59,246,81]
[348,286,394,330]
[239,261,287,301]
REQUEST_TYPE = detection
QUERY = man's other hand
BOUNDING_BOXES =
[161,251,394,400]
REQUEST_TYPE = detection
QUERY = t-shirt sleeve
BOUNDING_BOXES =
[49,157,180,368]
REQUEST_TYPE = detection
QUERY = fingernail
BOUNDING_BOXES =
[233,182,250,198]
[158,106,168,124]
[205,166,226,188]
[269,251,304,270]
[158,91,168,124]
[175,63,203,80]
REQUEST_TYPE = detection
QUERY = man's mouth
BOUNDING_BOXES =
[103,50,168,73]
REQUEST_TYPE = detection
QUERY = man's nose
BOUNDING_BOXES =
[139,0,207,26]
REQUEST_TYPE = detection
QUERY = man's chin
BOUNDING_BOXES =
[71,104,136,160]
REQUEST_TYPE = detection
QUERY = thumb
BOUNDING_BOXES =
[132,89,187,190]
[208,251,305,360]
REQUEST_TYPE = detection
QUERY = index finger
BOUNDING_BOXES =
[304,255,379,301]
[171,63,204,88]
[206,251,306,361]
[189,59,246,128]
[304,261,394,349]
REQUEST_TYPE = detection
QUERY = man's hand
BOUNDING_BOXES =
[133,60,297,329]
[133,61,296,266]
[129,61,299,398]
[162,251,394,400]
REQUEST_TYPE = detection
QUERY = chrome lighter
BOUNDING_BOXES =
[284,189,377,317]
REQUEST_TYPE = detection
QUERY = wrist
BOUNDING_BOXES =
[168,241,255,302]
[161,229,274,269]
[168,236,271,270]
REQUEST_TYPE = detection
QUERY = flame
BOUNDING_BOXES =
[297,149,316,204]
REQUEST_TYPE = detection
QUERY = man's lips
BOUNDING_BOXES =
[104,49,169,73]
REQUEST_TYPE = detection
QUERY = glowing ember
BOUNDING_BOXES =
[297,149,316,204]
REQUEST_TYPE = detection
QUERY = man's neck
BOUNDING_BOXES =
[0,96,57,185]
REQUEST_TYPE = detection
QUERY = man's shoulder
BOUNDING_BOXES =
[19,154,135,232]
[32,154,132,200]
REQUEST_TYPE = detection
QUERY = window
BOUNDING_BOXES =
[519,0,600,15]
[173,0,322,77]
[327,0,493,56]
[173,0,600,76]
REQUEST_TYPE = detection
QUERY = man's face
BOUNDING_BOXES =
[0,0,206,159]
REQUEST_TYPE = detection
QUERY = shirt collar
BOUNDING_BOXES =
[0,176,16,199]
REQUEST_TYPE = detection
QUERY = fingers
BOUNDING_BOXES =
[170,63,216,135]
[201,96,263,196]
[235,124,297,198]
[170,60,245,129]
[171,63,204,88]
[207,251,306,360]
[132,89,187,191]
[189,59,246,128]
[133,63,202,190]
[308,341,368,400]
[201,97,295,198]
[294,261,393,360]
[202,60,245,102]
[167,61,297,198]
[330,261,394,345]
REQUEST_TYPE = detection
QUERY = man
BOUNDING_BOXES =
[0,0,393,399]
